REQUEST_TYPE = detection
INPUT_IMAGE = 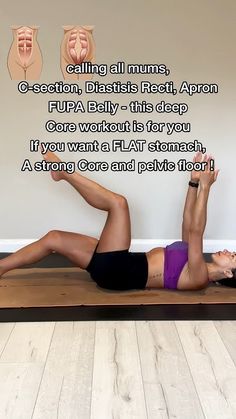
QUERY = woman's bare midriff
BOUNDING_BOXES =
[145,247,165,288]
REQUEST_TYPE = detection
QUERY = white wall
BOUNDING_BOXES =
[0,0,235,242]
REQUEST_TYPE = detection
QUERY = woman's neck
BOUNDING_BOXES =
[206,262,225,282]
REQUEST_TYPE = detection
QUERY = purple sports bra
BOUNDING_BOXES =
[164,241,188,289]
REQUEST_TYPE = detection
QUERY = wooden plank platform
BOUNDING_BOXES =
[0,267,235,308]
[0,268,235,321]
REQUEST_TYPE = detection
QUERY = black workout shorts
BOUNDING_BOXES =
[86,248,148,290]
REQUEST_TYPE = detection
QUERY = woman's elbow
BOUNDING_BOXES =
[189,226,203,237]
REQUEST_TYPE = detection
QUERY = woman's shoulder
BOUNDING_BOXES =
[166,241,188,250]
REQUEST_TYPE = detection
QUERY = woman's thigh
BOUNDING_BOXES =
[46,230,98,269]
[96,195,131,252]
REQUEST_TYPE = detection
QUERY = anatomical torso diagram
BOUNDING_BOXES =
[8,26,43,80]
[61,25,95,80]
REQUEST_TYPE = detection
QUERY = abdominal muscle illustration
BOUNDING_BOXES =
[61,25,95,80]
[8,26,43,80]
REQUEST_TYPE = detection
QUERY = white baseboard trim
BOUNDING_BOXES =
[0,240,36,253]
[1,239,236,253]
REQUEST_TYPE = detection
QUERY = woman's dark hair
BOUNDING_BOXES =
[217,268,236,287]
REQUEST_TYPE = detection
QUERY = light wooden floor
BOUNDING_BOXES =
[0,321,236,418]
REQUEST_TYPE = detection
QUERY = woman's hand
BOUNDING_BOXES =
[191,152,203,183]
[199,156,219,189]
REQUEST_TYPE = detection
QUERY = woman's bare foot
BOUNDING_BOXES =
[42,150,65,181]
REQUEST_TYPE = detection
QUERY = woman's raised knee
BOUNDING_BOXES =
[112,194,128,209]
[43,230,62,250]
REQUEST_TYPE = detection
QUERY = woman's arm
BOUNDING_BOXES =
[182,152,203,241]
[182,185,198,242]
[190,157,219,238]
[178,157,219,290]
[190,184,210,240]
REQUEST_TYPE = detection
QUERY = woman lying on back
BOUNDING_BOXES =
[0,151,235,290]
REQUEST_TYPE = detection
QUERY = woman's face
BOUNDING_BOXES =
[211,250,236,273]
